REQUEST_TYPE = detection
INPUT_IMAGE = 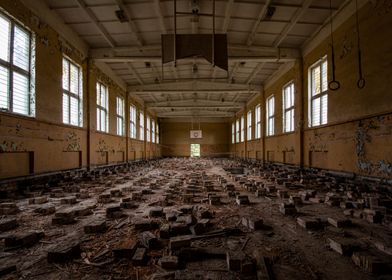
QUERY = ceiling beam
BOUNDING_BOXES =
[247,0,273,46]
[272,0,313,47]
[126,62,144,85]
[222,0,235,33]
[131,89,259,95]
[146,99,245,107]
[246,62,265,84]
[74,0,116,47]
[152,0,167,34]
[113,0,144,46]
[229,62,239,83]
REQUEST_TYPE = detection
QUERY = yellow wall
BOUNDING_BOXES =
[0,0,160,179]
[230,2,392,179]
[161,121,230,157]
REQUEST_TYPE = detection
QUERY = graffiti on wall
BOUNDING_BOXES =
[64,132,81,151]
[355,116,392,177]
[0,141,26,153]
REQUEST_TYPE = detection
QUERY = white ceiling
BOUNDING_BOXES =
[44,0,347,118]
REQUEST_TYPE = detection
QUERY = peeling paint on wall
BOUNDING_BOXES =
[0,141,26,152]
[64,132,81,152]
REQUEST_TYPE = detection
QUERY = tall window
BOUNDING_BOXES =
[156,123,160,144]
[266,96,275,136]
[255,105,261,139]
[247,110,252,140]
[309,57,328,127]
[62,57,82,126]
[0,12,35,117]
[146,116,151,142]
[151,119,155,143]
[139,111,144,141]
[116,96,124,136]
[240,115,245,142]
[130,105,137,139]
[283,82,295,133]
[231,122,235,144]
[96,82,108,132]
[235,119,240,143]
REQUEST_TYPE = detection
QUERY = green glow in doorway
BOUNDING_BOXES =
[190,144,200,157]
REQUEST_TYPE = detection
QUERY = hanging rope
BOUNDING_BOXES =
[328,0,340,91]
[355,0,366,89]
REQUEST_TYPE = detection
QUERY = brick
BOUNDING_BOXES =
[158,255,178,269]
[132,247,147,266]
[98,193,112,203]
[60,196,77,205]
[4,231,44,248]
[47,242,81,263]
[120,201,138,209]
[84,220,107,234]
[29,196,48,204]
[134,219,159,231]
[139,231,159,249]
[52,208,76,225]
[170,222,190,236]
[131,191,143,200]
[34,204,56,215]
[279,203,297,215]
[0,203,19,215]
[241,217,263,230]
[159,224,171,239]
[297,217,322,230]
[328,238,356,256]
[236,195,250,205]
[169,235,192,250]
[0,218,18,232]
[149,207,164,217]
[209,195,221,205]
[327,217,352,228]
[73,205,93,217]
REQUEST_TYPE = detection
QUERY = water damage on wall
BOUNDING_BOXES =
[355,116,392,177]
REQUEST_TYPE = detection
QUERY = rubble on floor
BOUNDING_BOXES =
[0,158,391,279]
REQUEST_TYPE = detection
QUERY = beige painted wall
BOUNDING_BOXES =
[231,2,392,179]
[0,0,160,179]
[161,121,230,157]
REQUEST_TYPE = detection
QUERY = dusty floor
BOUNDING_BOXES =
[0,158,391,280]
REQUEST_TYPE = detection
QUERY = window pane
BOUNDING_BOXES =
[12,72,29,114]
[70,63,79,94]
[0,66,9,109]
[63,93,69,124]
[13,26,30,71]
[312,66,321,96]
[96,108,100,130]
[321,94,328,124]
[70,96,78,125]
[62,59,69,91]
[312,97,321,126]
[0,15,10,62]
[321,60,328,92]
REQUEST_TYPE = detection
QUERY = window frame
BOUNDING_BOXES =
[308,56,328,127]
[96,81,109,133]
[139,110,144,141]
[235,119,240,143]
[116,96,124,136]
[266,95,275,136]
[247,110,252,140]
[130,104,137,139]
[231,122,235,144]
[146,115,151,142]
[62,56,83,127]
[282,81,295,133]
[151,119,155,143]
[0,11,35,117]
[156,123,160,144]
[240,115,245,142]
[255,104,261,139]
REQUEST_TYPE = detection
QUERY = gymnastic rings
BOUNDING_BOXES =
[329,80,340,91]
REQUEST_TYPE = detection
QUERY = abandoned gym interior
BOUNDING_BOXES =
[0,0,391,279]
